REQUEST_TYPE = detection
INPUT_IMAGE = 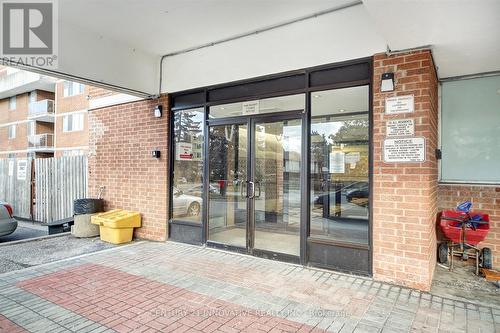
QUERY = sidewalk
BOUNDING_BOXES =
[0,241,498,333]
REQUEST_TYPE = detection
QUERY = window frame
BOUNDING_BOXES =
[62,113,85,132]
[63,81,85,97]
[8,124,16,139]
[9,96,16,110]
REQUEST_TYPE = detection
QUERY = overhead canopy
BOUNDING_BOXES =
[28,0,500,95]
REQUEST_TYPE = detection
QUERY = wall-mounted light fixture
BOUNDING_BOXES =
[154,105,163,118]
[380,73,395,92]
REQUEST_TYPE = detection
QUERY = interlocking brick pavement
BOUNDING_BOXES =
[0,241,498,333]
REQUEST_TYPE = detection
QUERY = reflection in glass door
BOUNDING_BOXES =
[208,123,248,248]
[252,119,302,256]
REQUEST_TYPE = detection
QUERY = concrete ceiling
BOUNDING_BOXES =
[36,0,500,94]
[362,0,500,79]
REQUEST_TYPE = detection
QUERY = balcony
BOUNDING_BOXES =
[28,99,55,122]
[28,133,54,152]
[0,70,56,99]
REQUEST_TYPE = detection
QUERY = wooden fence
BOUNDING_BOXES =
[0,156,87,222]
[0,158,32,219]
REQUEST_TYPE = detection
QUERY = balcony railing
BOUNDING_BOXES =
[0,70,40,93]
[28,133,54,150]
[28,99,55,118]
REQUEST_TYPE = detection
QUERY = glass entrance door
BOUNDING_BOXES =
[252,118,302,256]
[207,95,304,258]
[208,123,248,249]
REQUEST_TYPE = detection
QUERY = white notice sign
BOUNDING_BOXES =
[17,160,28,180]
[384,137,425,163]
[329,151,345,173]
[242,100,260,115]
[8,161,14,176]
[345,152,360,164]
[385,95,414,114]
[176,142,193,160]
[386,119,415,137]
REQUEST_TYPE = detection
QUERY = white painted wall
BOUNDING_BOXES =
[57,22,159,95]
[161,5,386,93]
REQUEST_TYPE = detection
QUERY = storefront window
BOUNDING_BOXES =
[309,86,369,244]
[172,108,205,223]
[441,75,500,183]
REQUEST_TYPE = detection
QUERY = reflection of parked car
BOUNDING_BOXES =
[184,184,218,197]
[346,183,369,206]
[173,187,202,217]
[0,201,18,237]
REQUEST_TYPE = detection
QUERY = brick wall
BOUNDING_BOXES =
[438,185,500,269]
[88,96,169,241]
[372,50,439,291]
[88,86,116,99]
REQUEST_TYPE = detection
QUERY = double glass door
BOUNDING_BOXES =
[207,114,302,257]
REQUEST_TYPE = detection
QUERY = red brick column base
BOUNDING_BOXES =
[372,50,439,290]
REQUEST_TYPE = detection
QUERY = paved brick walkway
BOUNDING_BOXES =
[0,242,498,333]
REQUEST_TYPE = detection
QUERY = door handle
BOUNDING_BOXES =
[255,181,261,198]
[247,181,255,199]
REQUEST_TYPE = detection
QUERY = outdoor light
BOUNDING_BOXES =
[380,72,395,92]
[154,105,162,118]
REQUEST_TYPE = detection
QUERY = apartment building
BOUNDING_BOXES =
[0,67,56,158]
[0,67,120,158]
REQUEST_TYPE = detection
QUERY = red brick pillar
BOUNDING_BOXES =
[372,50,439,290]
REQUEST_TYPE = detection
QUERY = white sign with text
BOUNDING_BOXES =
[383,137,425,163]
[386,119,415,137]
[385,95,414,114]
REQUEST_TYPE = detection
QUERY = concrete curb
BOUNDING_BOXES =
[0,232,71,247]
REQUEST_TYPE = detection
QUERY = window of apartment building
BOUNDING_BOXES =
[9,96,16,110]
[63,113,84,132]
[8,124,16,139]
[27,121,35,136]
[29,91,37,103]
[441,75,500,183]
[7,153,15,159]
[63,81,85,97]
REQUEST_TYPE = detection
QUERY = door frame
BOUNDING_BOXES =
[169,57,373,275]
[205,110,305,263]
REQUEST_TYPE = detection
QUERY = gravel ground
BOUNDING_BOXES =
[0,235,118,274]
[431,261,500,308]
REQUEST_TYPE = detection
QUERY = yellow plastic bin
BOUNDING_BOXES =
[91,209,141,244]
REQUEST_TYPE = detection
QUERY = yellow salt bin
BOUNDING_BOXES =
[91,209,141,244]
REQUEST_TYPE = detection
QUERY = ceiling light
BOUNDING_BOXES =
[339,109,345,113]
[380,72,395,92]
[313,95,321,98]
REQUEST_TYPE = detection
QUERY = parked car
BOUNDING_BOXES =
[172,187,203,217]
[346,183,369,206]
[0,201,18,237]
[184,184,219,197]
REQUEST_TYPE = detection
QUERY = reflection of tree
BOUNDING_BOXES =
[330,119,369,144]
[209,126,231,180]
[174,111,202,143]
[173,111,203,185]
